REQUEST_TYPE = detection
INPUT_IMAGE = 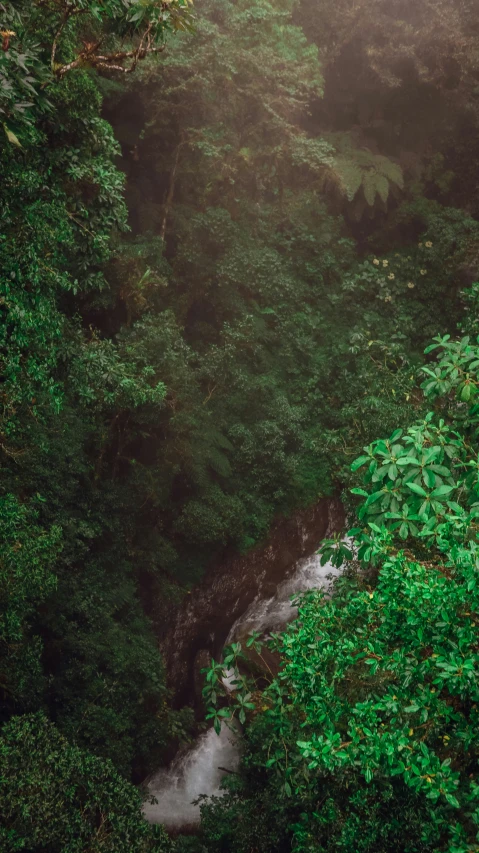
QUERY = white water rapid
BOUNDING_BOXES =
[143,722,240,828]
[225,549,342,642]
[144,549,341,829]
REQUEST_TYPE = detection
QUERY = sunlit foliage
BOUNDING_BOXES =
[2,0,479,849]
[202,324,479,852]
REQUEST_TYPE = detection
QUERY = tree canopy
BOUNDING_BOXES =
[2,0,479,849]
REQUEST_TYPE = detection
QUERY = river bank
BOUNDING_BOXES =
[147,498,344,829]
[161,498,344,707]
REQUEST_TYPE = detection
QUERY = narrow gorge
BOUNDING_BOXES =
[147,499,343,829]
[2,1,479,852]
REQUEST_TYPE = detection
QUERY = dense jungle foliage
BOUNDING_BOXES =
[2,0,479,850]
[202,328,479,853]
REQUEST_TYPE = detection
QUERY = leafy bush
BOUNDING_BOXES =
[0,713,174,853]
[202,327,479,852]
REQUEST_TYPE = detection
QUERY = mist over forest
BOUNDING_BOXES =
[2,1,479,850]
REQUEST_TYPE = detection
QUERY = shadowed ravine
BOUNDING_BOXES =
[162,498,344,707]
[146,499,344,829]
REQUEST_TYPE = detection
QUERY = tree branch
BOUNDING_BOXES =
[55,21,166,78]
[160,139,183,241]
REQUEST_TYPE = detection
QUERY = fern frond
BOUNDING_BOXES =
[375,174,390,204]
[327,133,403,215]
[334,155,363,201]
[363,173,378,206]
[376,156,404,188]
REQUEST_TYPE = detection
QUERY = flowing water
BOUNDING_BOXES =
[144,549,341,829]
[143,723,240,828]
[225,549,342,642]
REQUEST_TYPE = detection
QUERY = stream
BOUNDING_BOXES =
[144,547,341,829]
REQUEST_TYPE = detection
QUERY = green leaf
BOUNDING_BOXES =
[3,124,22,148]
[397,456,420,467]
[430,485,454,498]
[351,456,371,471]
[366,491,386,506]
[429,465,452,476]
[407,483,428,498]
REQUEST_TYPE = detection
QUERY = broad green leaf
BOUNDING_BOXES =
[397,456,419,467]
[407,483,428,498]
[366,491,386,505]
[351,455,371,471]
[3,124,22,148]
[431,485,454,498]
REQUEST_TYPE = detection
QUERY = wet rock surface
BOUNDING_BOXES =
[193,649,212,717]
[162,497,344,705]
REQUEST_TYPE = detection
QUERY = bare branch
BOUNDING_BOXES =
[54,19,166,78]
[160,140,183,241]
[51,11,69,70]
[50,4,88,71]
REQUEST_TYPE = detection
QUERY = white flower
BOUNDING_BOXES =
[388,273,395,280]
[407,282,415,289]
[425,241,433,248]
[420,269,427,275]
[373,258,380,266]
[382,260,389,267]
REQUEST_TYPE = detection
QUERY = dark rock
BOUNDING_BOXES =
[162,498,344,705]
[193,649,212,717]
